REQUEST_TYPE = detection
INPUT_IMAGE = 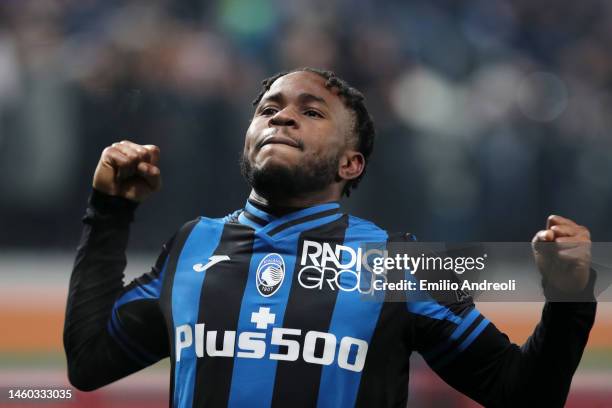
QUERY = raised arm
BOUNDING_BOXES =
[63,141,167,391]
[412,216,596,407]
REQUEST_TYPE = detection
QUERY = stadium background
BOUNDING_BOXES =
[1,0,611,406]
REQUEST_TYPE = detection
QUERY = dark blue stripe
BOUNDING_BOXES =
[317,216,388,408]
[227,232,300,407]
[406,301,463,325]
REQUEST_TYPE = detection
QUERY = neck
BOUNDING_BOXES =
[248,187,341,209]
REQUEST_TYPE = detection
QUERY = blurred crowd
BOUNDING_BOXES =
[1,0,612,251]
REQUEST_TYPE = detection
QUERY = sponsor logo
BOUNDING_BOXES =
[297,240,382,293]
[175,307,368,372]
[193,255,230,272]
[256,253,285,297]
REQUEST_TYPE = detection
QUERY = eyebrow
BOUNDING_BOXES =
[259,92,328,107]
[297,92,328,106]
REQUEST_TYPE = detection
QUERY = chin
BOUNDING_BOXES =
[241,147,337,199]
[249,161,299,199]
[254,151,299,172]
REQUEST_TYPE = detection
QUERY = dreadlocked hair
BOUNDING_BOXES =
[252,67,375,197]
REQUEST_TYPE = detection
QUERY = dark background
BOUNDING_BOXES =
[1,0,611,251]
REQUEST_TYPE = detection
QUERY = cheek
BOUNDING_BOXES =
[310,124,345,155]
[301,147,334,169]
[244,122,259,152]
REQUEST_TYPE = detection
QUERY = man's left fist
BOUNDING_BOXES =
[532,215,591,293]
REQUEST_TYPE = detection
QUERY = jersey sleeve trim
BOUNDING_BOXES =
[421,308,480,360]
[407,301,463,324]
[411,301,492,369]
[429,318,491,370]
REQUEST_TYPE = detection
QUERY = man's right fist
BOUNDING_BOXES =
[93,140,161,202]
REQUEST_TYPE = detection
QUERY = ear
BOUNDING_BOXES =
[338,150,365,182]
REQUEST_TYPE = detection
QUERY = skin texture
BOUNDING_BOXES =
[90,71,592,293]
[243,71,364,208]
[532,214,591,292]
[92,140,161,202]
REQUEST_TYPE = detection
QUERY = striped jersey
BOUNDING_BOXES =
[64,190,597,407]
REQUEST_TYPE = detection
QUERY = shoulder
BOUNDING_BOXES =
[343,214,389,241]
[345,214,417,242]
[180,208,243,230]
[221,209,242,224]
[346,214,385,232]
[170,210,239,241]
[184,207,249,233]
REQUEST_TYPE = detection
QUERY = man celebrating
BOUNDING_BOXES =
[64,68,596,407]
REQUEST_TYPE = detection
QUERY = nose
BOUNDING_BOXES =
[268,107,298,128]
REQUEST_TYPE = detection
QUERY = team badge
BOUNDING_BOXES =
[256,253,285,297]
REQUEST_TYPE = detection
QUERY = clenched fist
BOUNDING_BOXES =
[532,215,591,293]
[93,140,161,202]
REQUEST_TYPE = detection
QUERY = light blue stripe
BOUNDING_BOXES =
[244,201,275,222]
[317,216,388,408]
[228,232,300,408]
[432,318,490,369]
[457,318,490,352]
[406,302,463,325]
[238,212,263,230]
[171,218,225,408]
[452,309,480,340]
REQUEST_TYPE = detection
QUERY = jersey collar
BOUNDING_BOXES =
[238,200,342,239]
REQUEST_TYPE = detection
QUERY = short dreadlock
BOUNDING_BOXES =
[252,67,375,197]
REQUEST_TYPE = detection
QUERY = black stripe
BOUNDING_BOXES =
[116,298,169,360]
[271,215,349,408]
[193,223,255,408]
[267,208,340,237]
[159,218,200,408]
[169,353,176,408]
[109,313,152,366]
[243,209,268,226]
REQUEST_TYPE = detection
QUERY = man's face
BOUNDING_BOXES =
[242,71,355,200]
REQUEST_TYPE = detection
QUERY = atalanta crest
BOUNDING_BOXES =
[256,253,285,297]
